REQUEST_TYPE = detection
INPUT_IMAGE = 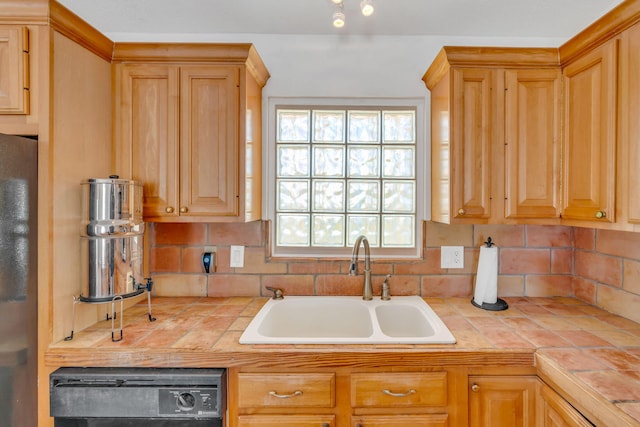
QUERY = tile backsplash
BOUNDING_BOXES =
[149,221,640,323]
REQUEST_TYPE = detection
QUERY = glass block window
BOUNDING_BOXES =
[275,107,416,251]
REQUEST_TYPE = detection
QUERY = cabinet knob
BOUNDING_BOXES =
[165,206,174,213]
[595,210,606,219]
[180,206,188,213]
[471,383,480,392]
[458,208,465,215]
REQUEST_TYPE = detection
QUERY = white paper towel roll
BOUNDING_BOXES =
[473,245,498,305]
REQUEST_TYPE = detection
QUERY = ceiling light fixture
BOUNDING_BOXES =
[330,0,373,29]
[360,0,374,17]
[332,5,346,28]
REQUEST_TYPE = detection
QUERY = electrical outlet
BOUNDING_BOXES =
[441,246,464,269]
[230,245,245,268]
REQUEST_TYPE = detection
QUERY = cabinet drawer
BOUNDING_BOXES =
[352,414,448,427]
[237,373,335,408]
[238,414,335,427]
[351,372,447,408]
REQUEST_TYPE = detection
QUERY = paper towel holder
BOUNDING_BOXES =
[471,236,509,311]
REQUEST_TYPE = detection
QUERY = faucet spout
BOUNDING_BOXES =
[350,235,373,300]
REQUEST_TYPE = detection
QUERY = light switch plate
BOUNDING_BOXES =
[230,245,245,268]
[441,246,464,269]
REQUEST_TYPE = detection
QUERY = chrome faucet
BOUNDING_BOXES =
[350,235,373,300]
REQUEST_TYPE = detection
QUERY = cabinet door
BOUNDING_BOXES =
[430,72,452,223]
[540,385,593,427]
[562,40,617,222]
[238,415,335,427]
[352,414,448,427]
[451,68,492,221]
[114,64,180,218]
[468,376,538,427]
[504,69,561,219]
[0,26,29,114]
[621,23,640,224]
[180,65,239,217]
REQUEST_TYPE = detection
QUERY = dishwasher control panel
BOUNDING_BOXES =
[158,388,219,417]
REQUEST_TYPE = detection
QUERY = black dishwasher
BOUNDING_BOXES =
[50,367,225,426]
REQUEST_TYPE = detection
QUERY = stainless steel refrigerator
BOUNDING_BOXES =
[0,133,38,426]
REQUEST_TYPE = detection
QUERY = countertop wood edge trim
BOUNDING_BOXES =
[536,352,638,427]
[44,348,535,369]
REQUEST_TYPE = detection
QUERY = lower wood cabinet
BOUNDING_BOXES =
[539,384,593,427]
[468,376,539,427]
[237,415,335,427]
[232,369,588,427]
[351,372,449,426]
[350,372,447,408]
[230,368,455,427]
[351,414,448,427]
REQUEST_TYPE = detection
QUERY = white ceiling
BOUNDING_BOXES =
[57,0,623,41]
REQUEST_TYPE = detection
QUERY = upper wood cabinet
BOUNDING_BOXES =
[619,21,640,227]
[113,43,269,222]
[423,47,561,224]
[115,64,179,219]
[561,39,618,223]
[0,26,29,114]
[504,69,561,220]
[426,61,491,223]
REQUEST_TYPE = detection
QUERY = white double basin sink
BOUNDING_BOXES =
[239,296,456,345]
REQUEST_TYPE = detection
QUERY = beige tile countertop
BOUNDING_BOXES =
[46,296,640,425]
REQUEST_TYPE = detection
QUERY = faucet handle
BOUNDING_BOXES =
[381,274,391,300]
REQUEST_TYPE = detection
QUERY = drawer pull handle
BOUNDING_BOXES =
[382,388,416,397]
[268,390,303,398]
